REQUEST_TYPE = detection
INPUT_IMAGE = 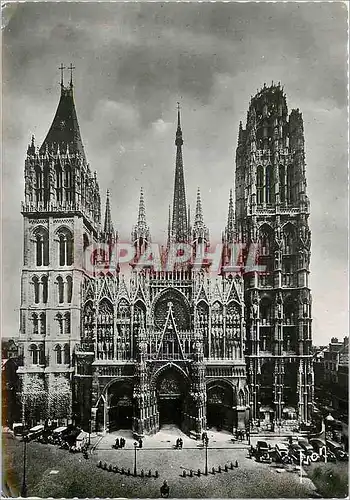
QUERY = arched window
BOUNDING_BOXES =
[39,313,46,335]
[260,297,272,324]
[35,229,49,266]
[256,165,264,204]
[282,225,296,254]
[56,313,63,335]
[279,165,286,203]
[32,313,38,334]
[41,275,48,303]
[64,344,70,365]
[259,225,273,256]
[55,164,63,203]
[265,165,273,204]
[287,165,293,204]
[29,344,38,364]
[64,312,71,335]
[66,276,73,303]
[38,344,45,365]
[33,276,40,304]
[55,345,62,364]
[65,165,73,203]
[57,276,64,303]
[35,167,43,203]
[58,228,73,266]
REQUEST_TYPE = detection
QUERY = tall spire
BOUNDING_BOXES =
[167,205,171,248]
[192,187,209,248]
[225,189,235,242]
[172,103,188,243]
[104,189,114,235]
[194,187,203,227]
[137,187,147,229]
[132,188,150,246]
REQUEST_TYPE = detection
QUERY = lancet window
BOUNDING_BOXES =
[58,228,73,266]
[97,300,114,360]
[196,301,209,358]
[34,228,49,266]
[225,302,241,359]
[211,302,224,359]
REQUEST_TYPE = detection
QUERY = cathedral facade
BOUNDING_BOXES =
[17,73,313,438]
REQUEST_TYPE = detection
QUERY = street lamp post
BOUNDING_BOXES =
[21,435,28,498]
[324,413,334,464]
[204,436,209,475]
[134,442,138,476]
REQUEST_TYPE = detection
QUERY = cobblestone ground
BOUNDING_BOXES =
[1,426,329,498]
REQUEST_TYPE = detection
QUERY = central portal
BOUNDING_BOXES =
[158,398,182,426]
[156,367,188,430]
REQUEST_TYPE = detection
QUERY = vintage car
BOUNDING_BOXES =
[326,439,349,461]
[253,441,272,463]
[275,442,293,464]
[288,443,309,464]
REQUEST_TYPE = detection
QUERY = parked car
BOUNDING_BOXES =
[288,443,308,464]
[25,424,45,441]
[254,441,272,463]
[326,439,349,461]
[275,442,293,464]
[298,438,314,457]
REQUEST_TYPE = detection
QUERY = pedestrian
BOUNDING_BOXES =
[179,438,183,449]
[160,480,170,498]
[115,438,119,449]
[139,438,143,449]
[121,437,125,448]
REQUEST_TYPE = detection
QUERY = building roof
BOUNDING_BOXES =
[39,84,86,160]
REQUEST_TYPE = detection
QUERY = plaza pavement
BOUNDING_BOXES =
[3,426,319,498]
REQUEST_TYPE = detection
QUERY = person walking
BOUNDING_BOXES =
[115,438,119,449]
[160,480,170,498]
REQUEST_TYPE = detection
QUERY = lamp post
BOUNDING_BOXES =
[133,442,138,476]
[324,413,334,464]
[204,436,209,475]
[21,435,28,498]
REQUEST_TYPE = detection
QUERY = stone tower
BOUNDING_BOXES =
[234,83,313,427]
[18,67,101,425]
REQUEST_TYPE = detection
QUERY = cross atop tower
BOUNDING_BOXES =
[68,63,75,87]
[59,63,66,87]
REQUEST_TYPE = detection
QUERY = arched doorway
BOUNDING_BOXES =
[156,367,188,429]
[108,382,133,432]
[206,382,234,431]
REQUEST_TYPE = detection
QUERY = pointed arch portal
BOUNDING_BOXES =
[155,366,189,428]
[206,381,235,432]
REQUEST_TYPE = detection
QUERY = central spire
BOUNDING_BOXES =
[171,103,188,243]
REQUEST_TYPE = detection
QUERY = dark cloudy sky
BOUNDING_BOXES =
[2,2,348,345]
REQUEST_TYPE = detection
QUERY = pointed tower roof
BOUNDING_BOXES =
[132,187,150,243]
[39,64,85,159]
[103,189,114,234]
[226,189,234,236]
[137,187,147,229]
[172,103,188,243]
[194,187,204,227]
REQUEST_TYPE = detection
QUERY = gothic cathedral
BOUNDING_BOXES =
[18,73,313,438]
